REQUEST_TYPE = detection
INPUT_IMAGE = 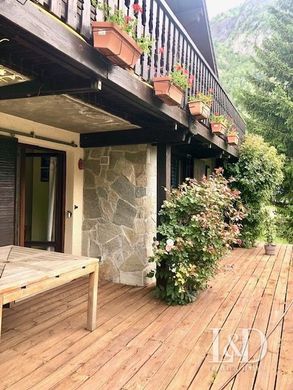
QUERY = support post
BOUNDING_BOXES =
[87,264,99,331]
[0,295,3,339]
[156,144,172,290]
[157,144,171,217]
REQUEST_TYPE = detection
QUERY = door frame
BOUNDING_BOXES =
[17,144,66,252]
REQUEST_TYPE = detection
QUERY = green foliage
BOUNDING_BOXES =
[276,205,293,243]
[96,2,153,54]
[262,206,277,244]
[210,113,227,125]
[188,92,213,107]
[170,65,193,90]
[226,134,284,247]
[239,0,293,242]
[148,171,245,305]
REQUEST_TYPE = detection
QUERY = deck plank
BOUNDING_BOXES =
[275,246,293,390]
[0,245,291,390]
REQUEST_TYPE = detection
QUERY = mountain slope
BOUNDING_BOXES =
[210,0,276,108]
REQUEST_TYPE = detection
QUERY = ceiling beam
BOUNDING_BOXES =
[0,79,102,99]
[80,128,188,148]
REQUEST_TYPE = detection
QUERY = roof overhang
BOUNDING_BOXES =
[0,95,140,133]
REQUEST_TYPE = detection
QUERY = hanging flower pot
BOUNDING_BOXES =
[153,76,184,106]
[211,122,227,136]
[210,113,227,136]
[227,134,239,145]
[92,22,143,68]
[188,91,213,120]
[226,126,239,145]
[188,101,211,120]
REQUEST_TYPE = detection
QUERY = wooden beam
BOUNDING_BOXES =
[80,128,187,148]
[107,66,189,127]
[0,79,102,100]
[0,0,108,78]
[191,121,239,158]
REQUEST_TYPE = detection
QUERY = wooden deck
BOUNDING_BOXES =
[0,245,292,389]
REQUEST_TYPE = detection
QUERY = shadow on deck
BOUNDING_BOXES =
[0,245,292,389]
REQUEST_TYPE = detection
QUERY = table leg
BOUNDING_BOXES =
[0,295,3,339]
[87,265,99,331]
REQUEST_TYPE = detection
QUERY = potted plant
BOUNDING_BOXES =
[92,3,152,69]
[153,65,194,106]
[210,113,227,135]
[188,90,213,120]
[263,207,277,255]
[227,127,239,145]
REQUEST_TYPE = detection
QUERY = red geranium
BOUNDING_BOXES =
[132,3,143,13]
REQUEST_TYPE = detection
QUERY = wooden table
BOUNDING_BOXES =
[0,246,99,338]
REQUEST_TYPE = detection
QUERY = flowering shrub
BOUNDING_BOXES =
[96,2,153,54]
[148,170,245,305]
[189,90,213,107]
[171,65,194,90]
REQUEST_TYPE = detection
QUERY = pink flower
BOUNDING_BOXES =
[132,3,143,13]
[165,244,173,253]
[125,15,133,23]
[159,47,164,54]
[188,75,195,84]
[175,64,182,71]
[165,239,175,253]
[183,69,189,75]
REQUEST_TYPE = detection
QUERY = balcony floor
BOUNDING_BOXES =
[0,245,292,390]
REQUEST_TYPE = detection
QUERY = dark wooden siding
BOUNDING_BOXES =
[0,136,17,246]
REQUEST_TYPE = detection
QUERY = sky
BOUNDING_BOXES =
[205,0,245,19]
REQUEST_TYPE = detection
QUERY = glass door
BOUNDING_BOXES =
[18,147,65,252]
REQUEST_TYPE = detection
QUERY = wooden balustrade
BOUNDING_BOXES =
[33,0,246,136]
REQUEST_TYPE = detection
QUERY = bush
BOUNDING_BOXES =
[277,205,293,243]
[226,135,284,247]
[148,170,244,305]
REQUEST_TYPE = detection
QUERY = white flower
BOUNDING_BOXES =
[166,239,174,246]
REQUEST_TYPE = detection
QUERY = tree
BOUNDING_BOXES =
[226,135,284,248]
[240,0,293,241]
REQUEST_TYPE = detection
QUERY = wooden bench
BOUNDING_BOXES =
[0,246,100,338]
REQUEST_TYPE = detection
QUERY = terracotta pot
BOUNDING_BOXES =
[264,244,276,256]
[92,22,143,68]
[227,135,239,145]
[188,101,211,120]
[153,76,184,106]
[211,122,226,136]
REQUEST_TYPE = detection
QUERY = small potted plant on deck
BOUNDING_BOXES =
[227,127,239,145]
[188,89,213,120]
[263,207,277,255]
[92,2,152,68]
[153,65,194,106]
[210,113,227,135]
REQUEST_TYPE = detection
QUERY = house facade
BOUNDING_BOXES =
[0,0,245,286]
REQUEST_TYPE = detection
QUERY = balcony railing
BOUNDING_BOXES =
[32,0,246,136]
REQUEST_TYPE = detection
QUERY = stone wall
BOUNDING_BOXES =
[82,144,157,286]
